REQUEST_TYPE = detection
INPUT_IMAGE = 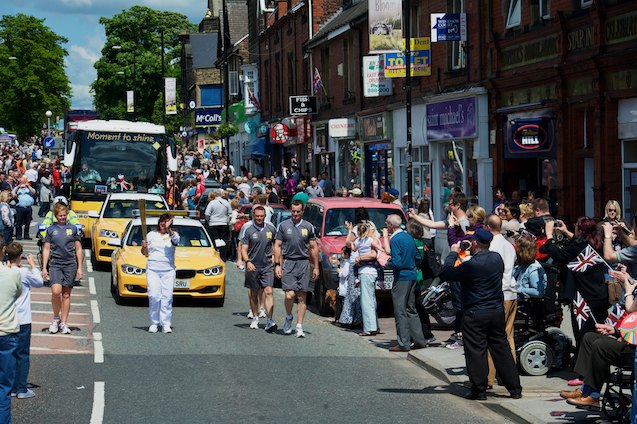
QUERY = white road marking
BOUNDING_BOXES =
[32,311,89,316]
[31,292,89,298]
[32,333,92,340]
[93,332,104,364]
[86,260,94,273]
[91,300,101,324]
[31,301,87,306]
[89,276,96,295]
[31,347,90,354]
[84,249,90,256]
[31,321,90,326]
[90,382,105,424]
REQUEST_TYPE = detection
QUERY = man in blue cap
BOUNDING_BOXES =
[387,188,401,206]
[439,228,522,401]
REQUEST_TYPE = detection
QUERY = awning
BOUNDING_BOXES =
[243,137,267,160]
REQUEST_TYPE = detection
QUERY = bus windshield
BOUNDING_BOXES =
[72,130,166,195]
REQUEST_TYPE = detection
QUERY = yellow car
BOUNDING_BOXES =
[89,193,168,267]
[109,216,225,306]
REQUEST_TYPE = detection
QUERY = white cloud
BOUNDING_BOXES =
[69,45,100,64]
[59,0,94,6]
[70,83,94,109]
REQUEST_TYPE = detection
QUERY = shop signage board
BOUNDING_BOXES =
[431,13,467,42]
[504,115,556,159]
[360,113,388,141]
[368,0,403,53]
[384,38,431,78]
[194,108,223,127]
[426,97,476,140]
[363,55,393,97]
[289,96,317,115]
[329,118,357,138]
[271,122,289,144]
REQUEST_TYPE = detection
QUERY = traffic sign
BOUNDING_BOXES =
[289,96,317,115]
[43,136,55,148]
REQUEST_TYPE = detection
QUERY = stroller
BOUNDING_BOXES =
[419,278,456,327]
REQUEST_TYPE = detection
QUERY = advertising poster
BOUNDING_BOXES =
[126,91,134,113]
[165,77,177,115]
[363,55,393,97]
[368,0,402,52]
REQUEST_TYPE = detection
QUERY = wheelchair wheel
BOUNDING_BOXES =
[602,391,631,421]
[518,340,553,376]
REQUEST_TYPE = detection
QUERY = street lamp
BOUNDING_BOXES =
[45,110,52,136]
[112,44,136,115]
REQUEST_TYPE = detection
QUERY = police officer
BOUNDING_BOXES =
[42,202,83,335]
[273,200,319,338]
[439,228,522,401]
[242,205,277,332]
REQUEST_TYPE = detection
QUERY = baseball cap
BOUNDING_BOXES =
[388,188,399,197]
[470,228,493,244]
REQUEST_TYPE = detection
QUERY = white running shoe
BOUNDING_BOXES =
[258,308,267,318]
[162,325,172,334]
[60,323,71,334]
[17,389,35,399]
[148,324,158,333]
[283,314,294,334]
[247,310,254,319]
[295,325,305,338]
[264,320,277,333]
[250,317,259,329]
[49,317,60,334]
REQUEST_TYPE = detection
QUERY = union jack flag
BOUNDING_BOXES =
[573,291,591,330]
[606,302,627,328]
[567,244,605,272]
[312,67,324,96]
[247,86,260,111]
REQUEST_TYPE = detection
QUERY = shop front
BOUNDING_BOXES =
[327,118,357,188]
[425,92,491,218]
[619,98,637,224]
[271,117,312,178]
[500,110,558,202]
[359,112,392,198]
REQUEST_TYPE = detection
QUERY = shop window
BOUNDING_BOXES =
[343,36,356,99]
[338,140,361,189]
[409,4,420,38]
[622,140,637,225]
[229,71,239,96]
[320,48,330,103]
[440,141,478,206]
[506,0,521,29]
[287,52,294,99]
[399,147,431,203]
[580,0,592,8]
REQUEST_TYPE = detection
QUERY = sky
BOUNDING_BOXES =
[1,0,206,110]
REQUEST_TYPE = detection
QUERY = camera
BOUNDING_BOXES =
[620,225,631,235]
[459,240,471,251]
[555,221,562,228]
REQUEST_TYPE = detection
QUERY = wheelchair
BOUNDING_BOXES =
[601,345,635,422]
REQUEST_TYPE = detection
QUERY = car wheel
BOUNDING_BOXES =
[314,268,333,317]
[111,272,126,306]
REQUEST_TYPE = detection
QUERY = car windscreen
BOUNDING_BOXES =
[125,225,211,247]
[323,208,405,236]
[103,200,167,218]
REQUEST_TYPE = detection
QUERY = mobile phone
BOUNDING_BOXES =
[621,225,631,235]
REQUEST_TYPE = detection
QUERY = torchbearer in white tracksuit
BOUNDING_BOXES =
[142,213,179,334]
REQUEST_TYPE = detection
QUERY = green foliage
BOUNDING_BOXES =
[0,14,71,139]
[215,122,238,140]
[91,6,195,127]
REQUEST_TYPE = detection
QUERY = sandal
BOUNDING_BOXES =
[359,330,379,336]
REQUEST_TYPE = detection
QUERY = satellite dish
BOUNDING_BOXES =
[189,101,196,109]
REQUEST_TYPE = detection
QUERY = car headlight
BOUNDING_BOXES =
[121,264,145,275]
[329,253,342,267]
[200,266,223,276]
[99,229,118,238]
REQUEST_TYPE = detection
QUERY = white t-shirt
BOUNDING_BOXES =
[146,230,180,271]
[16,267,44,325]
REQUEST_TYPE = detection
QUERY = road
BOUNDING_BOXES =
[12,238,509,424]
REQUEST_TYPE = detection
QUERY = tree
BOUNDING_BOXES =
[0,14,71,139]
[92,6,195,132]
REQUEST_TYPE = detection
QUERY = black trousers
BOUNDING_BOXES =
[574,332,634,392]
[207,224,229,261]
[463,308,522,395]
[14,206,32,238]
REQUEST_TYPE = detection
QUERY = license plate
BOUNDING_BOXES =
[174,280,190,289]
[384,274,394,290]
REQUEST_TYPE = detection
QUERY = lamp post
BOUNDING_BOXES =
[45,110,52,158]
[112,44,136,116]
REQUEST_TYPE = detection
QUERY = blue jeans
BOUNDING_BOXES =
[0,333,18,424]
[359,269,378,332]
[12,324,31,394]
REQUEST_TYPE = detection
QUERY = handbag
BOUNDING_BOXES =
[421,245,441,278]
[606,278,623,303]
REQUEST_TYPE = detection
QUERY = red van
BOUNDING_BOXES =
[303,197,407,315]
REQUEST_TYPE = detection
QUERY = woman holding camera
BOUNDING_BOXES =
[542,217,609,347]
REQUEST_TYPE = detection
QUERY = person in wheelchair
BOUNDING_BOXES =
[514,236,547,300]
[559,265,637,408]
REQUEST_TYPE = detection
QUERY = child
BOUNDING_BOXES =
[351,221,381,286]
[514,236,547,298]
[335,246,351,321]
[6,242,43,399]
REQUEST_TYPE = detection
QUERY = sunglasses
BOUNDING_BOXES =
[608,209,617,212]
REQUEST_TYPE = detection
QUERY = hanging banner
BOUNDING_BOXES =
[363,55,393,97]
[368,0,402,53]
[165,77,177,115]
[126,91,134,113]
